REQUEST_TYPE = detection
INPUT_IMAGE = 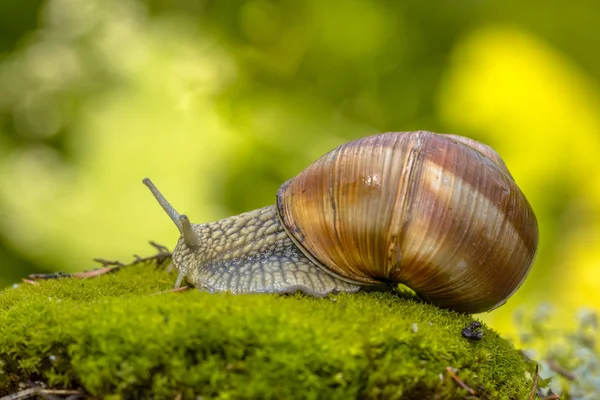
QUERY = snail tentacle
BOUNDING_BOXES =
[179,215,199,248]
[143,178,183,233]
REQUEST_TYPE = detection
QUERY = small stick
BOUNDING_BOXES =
[1,388,38,400]
[28,272,70,280]
[445,366,476,395]
[91,258,125,268]
[29,260,124,281]
[21,278,40,286]
[528,364,539,400]
[544,394,560,400]
[149,286,190,296]
[72,266,120,279]
[149,241,171,254]
[26,242,172,282]
[546,358,576,381]
[131,242,172,266]
[0,388,83,400]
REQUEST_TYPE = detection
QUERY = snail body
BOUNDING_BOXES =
[144,131,538,314]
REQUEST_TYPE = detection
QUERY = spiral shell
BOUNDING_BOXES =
[276,131,538,313]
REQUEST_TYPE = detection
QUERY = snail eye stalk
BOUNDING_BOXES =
[143,178,183,234]
[179,215,199,248]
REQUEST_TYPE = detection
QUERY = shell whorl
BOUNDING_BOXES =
[276,131,538,313]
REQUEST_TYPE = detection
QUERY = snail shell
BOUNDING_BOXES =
[277,131,538,313]
[144,131,538,314]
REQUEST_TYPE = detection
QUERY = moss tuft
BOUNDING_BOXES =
[0,262,535,399]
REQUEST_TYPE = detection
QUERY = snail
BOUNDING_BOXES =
[143,131,538,314]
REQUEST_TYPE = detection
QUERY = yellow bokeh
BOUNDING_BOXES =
[438,25,600,334]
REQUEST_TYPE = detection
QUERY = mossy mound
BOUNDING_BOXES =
[0,261,535,399]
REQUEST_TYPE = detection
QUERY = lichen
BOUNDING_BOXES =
[0,261,535,399]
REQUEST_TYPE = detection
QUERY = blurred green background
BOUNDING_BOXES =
[1,0,599,336]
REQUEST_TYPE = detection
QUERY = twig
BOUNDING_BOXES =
[26,242,172,282]
[544,394,560,400]
[28,272,71,280]
[21,278,40,286]
[71,266,119,279]
[28,259,124,281]
[131,243,171,266]
[28,260,124,281]
[546,358,576,381]
[91,258,125,268]
[0,388,84,400]
[149,241,170,254]
[445,366,476,395]
[149,286,190,296]
[528,364,539,400]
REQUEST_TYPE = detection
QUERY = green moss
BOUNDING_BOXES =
[0,262,535,399]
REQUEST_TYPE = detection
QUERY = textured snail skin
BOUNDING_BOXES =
[171,205,360,296]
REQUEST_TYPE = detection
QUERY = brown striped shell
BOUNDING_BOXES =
[276,131,538,313]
